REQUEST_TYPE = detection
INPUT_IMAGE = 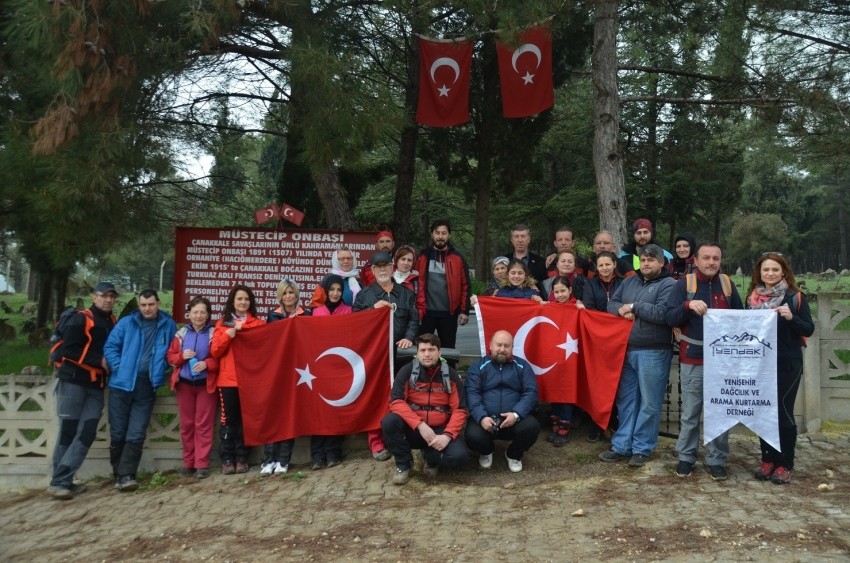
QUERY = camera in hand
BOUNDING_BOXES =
[490,415,503,433]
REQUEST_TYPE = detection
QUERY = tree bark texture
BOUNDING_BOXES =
[592,0,626,249]
[392,25,421,244]
[312,161,355,231]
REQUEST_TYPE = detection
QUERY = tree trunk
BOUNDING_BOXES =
[592,0,626,249]
[54,268,70,321]
[312,162,355,230]
[36,269,53,328]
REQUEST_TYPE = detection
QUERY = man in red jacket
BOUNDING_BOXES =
[415,220,471,358]
[381,333,469,485]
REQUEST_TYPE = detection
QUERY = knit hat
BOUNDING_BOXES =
[632,218,653,233]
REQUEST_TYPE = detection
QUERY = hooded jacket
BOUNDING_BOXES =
[465,355,538,424]
[608,269,675,349]
[415,243,471,318]
[105,309,177,392]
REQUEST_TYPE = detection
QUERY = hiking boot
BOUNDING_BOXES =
[326,457,341,468]
[547,415,558,442]
[273,462,289,475]
[676,461,694,477]
[753,461,775,481]
[423,464,439,478]
[586,427,602,443]
[372,449,392,462]
[706,465,728,481]
[196,468,210,479]
[392,467,410,485]
[47,485,73,500]
[598,449,629,463]
[628,453,649,467]
[117,476,139,492]
[505,452,523,473]
[771,466,792,484]
[179,467,195,478]
[479,453,493,469]
[553,420,571,448]
[221,462,236,475]
[235,461,249,474]
[311,459,327,471]
[260,462,276,476]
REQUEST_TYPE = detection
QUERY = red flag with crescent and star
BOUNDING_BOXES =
[474,297,631,428]
[279,202,305,226]
[416,37,473,127]
[254,203,279,225]
[231,308,393,445]
[496,24,555,118]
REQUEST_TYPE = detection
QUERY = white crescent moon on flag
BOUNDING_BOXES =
[511,43,542,73]
[317,347,367,407]
[264,209,274,218]
[513,316,558,375]
[430,57,461,84]
[283,208,294,217]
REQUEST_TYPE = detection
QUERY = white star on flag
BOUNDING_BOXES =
[557,333,579,360]
[438,85,450,96]
[296,365,317,389]
[522,72,535,85]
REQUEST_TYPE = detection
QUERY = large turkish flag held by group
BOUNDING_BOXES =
[232,308,393,445]
[475,297,631,428]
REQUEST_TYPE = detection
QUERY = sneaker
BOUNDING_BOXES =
[235,461,249,474]
[372,449,392,462]
[222,462,236,475]
[598,449,629,463]
[706,465,728,481]
[675,461,694,477]
[479,453,493,469]
[586,427,602,443]
[553,421,571,448]
[423,464,439,478]
[69,483,87,496]
[753,461,775,481]
[311,459,327,471]
[274,462,289,475]
[47,485,73,500]
[179,467,195,478]
[628,453,649,467]
[546,415,558,443]
[326,457,341,468]
[392,467,410,485]
[117,476,139,492]
[196,468,210,479]
[260,462,275,476]
[771,466,792,484]
[505,452,523,473]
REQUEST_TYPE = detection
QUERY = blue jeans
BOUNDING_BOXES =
[676,363,729,466]
[611,348,672,456]
[108,375,156,444]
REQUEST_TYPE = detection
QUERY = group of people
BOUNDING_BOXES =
[46,218,814,498]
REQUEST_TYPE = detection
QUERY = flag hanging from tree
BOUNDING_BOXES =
[279,202,305,226]
[254,203,279,225]
[475,297,631,428]
[417,37,473,127]
[232,308,394,444]
[496,24,555,118]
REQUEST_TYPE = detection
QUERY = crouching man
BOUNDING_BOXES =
[381,333,469,485]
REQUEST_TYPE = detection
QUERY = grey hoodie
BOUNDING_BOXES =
[608,270,675,349]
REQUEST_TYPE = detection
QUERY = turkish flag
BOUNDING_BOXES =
[254,203,279,225]
[279,202,305,226]
[416,37,473,127]
[496,24,554,118]
[475,297,631,428]
[232,308,393,445]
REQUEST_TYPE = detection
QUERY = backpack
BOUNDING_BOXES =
[407,358,453,414]
[790,292,808,348]
[674,273,734,345]
[49,307,114,386]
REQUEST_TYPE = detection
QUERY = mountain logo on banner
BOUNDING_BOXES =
[296,346,366,407]
[708,332,773,357]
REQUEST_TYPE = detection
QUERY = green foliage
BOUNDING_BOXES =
[725,213,791,268]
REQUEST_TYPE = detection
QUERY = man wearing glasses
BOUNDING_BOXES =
[47,282,118,500]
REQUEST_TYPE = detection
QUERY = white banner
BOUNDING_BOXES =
[703,310,779,450]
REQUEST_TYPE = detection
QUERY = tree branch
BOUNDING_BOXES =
[620,96,795,106]
[749,19,850,54]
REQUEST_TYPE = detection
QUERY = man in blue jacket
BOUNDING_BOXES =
[104,289,177,491]
[599,245,675,468]
[465,330,539,473]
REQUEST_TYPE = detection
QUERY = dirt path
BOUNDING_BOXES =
[2,429,849,562]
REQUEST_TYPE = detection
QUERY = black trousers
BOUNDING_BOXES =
[760,358,803,469]
[381,412,469,471]
[465,416,541,460]
[419,314,459,349]
[219,386,249,464]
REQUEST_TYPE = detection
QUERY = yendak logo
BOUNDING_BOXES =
[708,331,773,357]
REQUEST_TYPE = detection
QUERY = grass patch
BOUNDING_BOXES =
[136,471,176,492]
[573,453,595,464]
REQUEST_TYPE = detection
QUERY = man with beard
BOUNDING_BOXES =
[361,230,395,286]
[617,218,673,276]
[414,220,471,355]
[465,331,539,473]
[381,333,469,485]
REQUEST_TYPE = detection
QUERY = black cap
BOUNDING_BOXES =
[94,282,118,296]
[371,251,393,266]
